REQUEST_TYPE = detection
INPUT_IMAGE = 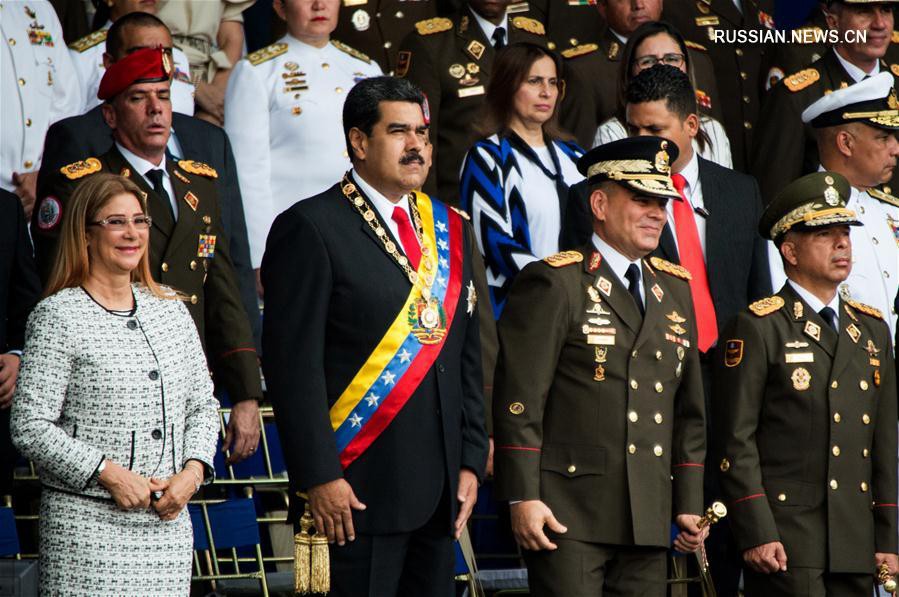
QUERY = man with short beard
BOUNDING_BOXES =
[714,171,898,597]
[261,76,488,597]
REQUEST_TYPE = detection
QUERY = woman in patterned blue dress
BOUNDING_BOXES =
[460,42,584,317]
[11,174,219,596]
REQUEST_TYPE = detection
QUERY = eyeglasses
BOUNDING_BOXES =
[89,215,153,230]
[635,53,686,70]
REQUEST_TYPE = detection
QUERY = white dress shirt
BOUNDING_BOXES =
[352,170,416,257]
[788,279,840,327]
[666,152,708,258]
[1,0,83,191]
[116,143,178,218]
[470,9,509,46]
[225,34,382,267]
[834,48,879,83]
[592,232,645,304]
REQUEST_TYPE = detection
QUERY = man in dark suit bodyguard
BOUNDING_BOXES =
[261,76,488,597]
[33,13,262,462]
[32,46,263,463]
[494,136,708,596]
[713,171,899,596]
[0,189,42,496]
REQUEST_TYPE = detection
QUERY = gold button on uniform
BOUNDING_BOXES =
[190,294,198,304]
[654,413,663,424]
[335,87,343,93]
[860,482,869,492]
[831,381,838,389]
[743,121,752,129]
[863,448,870,458]
[735,48,744,56]
[18,78,25,86]
[23,160,32,169]
[631,350,638,359]
[719,458,730,472]
[655,350,662,360]
[833,412,841,423]
[395,10,403,17]
[190,260,197,271]
[859,380,869,390]
[830,479,838,490]
[832,445,840,456]
[628,444,636,454]
[654,382,663,393]
[8,38,15,46]
[777,493,786,502]
[862,414,871,425]
[161,262,169,272]
[509,402,525,415]
[383,41,392,49]
[653,445,663,457]
[25,118,31,127]
[567,465,576,473]
[628,411,638,423]
[570,37,579,46]
[630,379,638,390]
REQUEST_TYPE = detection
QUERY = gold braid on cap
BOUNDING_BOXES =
[841,109,899,126]
[586,159,655,178]
[770,204,857,239]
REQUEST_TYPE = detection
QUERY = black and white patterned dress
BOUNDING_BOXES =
[11,285,220,596]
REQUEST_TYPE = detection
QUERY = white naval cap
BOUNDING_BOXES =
[801,71,899,129]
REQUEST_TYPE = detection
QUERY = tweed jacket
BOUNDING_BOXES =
[11,285,220,500]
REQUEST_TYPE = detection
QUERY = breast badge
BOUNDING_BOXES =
[791,367,811,391]
[724,340,743,367]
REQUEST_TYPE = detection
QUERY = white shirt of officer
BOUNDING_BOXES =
[69,21,195,116]
[225,34,382,268]
[1,0,83,191]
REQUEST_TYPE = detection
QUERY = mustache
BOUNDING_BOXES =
[400,151,425,165]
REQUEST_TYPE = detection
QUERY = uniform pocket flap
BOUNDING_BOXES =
[541,444,606,477]
[765,477,823,507]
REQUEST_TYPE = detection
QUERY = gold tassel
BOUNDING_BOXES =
[310,533,331,594]
[294,505,313,594]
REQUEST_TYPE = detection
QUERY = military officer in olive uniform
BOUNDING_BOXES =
[494,136,708,596]
[663,0,776,171]
[397,0,547,204]
[559,3,721,149]
[32,48,263,424]
[713,171,899,596]
[751,0,899,203]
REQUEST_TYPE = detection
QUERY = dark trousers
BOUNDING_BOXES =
[523,539,668,597]
[327,492,454,597]
[744,567,873,597]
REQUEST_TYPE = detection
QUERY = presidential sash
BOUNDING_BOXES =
[330,185,464,469]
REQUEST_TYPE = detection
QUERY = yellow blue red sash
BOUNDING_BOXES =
[330,194,464,469]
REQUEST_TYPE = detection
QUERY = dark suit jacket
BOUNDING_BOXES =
[261,182,488,534]
[0,190,41,354]
[35,106,261,351]
[562,156,772,335]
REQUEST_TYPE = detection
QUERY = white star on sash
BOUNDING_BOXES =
[438,239,449,251]
[436,221,448,233]
[398,349,412,363]
[381,371,396,385]
[439,257,449,269]
[350,414,363,428]
[365,393,380,407]
[437,275,446,287]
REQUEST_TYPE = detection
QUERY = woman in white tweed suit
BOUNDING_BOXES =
[11,174,219,596]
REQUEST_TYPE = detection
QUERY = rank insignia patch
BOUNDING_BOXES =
[724,339,743,367]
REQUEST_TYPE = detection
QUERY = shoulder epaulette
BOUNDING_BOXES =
[449,205,471,221]
[893,30,899,44]
[868,186,899,208]
[684,40,707,52]
[178,160,218,179]
[561,43,598,59]
[749,296,785,317]
[331,40,371,64]
[511,16,545,36]
[415,17,452,36]
[543,250,583,267]
[846,299,884,320]
[60,157,102,180]
[783,68,819,92]
[68,29,107,53]
[649,257,692,281]
[246,43,287,66]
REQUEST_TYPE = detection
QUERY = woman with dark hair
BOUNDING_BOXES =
[460,42,584,317]
[11,174,219,595]
[594,20,732,168]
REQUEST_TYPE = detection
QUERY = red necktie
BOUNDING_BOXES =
[671,173,718,352]
[391,206,421,271]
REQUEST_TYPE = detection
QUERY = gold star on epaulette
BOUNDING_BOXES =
[178,160,218,179]
[846,299,884,321]
[415,17,452,36]
[543,250,583,267]
[60,157,102,180]
[649,257,692,281]
[511,16,545,36]
[331,40,371,64]
[749,296,785,317]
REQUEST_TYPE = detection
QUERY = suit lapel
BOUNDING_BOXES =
[107,148,175,239]
[355,186,417,285]
[782,285,837,358]
[165,161,201,256]
[459,12,494,73]
[657,225,679,263]
[633,260,667,352]
[698,158,723,289]
[590,253,642,334]
[830,299,862,380]
[711,0,744,27]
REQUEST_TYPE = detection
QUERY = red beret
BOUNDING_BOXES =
[97,46,172,101]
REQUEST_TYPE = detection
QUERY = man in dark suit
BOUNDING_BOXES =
[397,0,546,204]
[35,12,261,352]
[261,76,488,597]
[33,44,262,463]
[563,65,770,595]
[0,189,42,497]
[714,172,898,596]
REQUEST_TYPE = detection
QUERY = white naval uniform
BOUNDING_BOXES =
[68,23,195,116]
[767,185,899,340]
[224,35,382,267]
[1,0,82,191]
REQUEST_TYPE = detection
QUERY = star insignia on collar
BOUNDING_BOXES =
[364,393,380,407]
[466,281,477,315]
[398,349,412,363]
[381,371,396,385]
[349,413,363,428]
